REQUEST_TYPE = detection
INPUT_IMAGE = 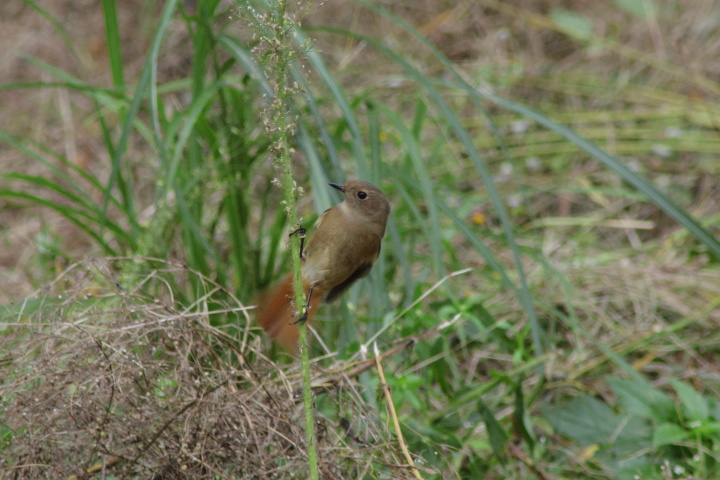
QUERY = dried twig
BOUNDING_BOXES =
[374,342,423,480]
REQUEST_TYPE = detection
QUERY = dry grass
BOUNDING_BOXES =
[0,258,419,479]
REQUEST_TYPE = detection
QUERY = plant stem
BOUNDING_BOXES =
[265,0,319,477]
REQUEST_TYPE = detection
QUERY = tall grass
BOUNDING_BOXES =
[2,0,719,478]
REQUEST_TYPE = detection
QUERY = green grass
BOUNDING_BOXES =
[2,0,720,478]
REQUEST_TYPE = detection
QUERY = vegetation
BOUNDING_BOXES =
[1,0,719,478]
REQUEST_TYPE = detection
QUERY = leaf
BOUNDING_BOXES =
[671,379,709,422]
[543,395,651,453]
[693,421,720,439]
[477,397,508,457]
[514,383,536,451]
[550,9,593,40]
[652,423,687,447]
[607,377,676,422]
[614,0,657,20]
[544,396,613,444]
[710,397,720,422]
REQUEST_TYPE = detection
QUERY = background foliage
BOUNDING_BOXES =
[1,0,719,478]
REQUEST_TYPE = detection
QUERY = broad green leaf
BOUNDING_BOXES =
[543,395,651,452]
[551,9,594,40]
[477,397,507,457]
[614,0,658,19]
[607,376,675,422]
[671,379,709,422]
[652,423,687,447]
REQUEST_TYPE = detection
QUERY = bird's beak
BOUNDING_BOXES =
[329,183,345,192]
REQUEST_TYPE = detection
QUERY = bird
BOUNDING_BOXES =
[255,180,390,353]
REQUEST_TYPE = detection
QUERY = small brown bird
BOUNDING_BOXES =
[255,180,390,353]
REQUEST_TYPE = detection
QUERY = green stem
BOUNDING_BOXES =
[269,0,319,477]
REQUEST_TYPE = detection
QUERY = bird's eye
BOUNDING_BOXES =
[357,191,368,200]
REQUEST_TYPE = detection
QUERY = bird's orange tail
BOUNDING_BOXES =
[255,274,321,354]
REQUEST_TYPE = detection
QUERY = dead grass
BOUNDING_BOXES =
[0,258,418,479]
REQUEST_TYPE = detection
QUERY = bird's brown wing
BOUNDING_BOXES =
[324,260,375,303]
